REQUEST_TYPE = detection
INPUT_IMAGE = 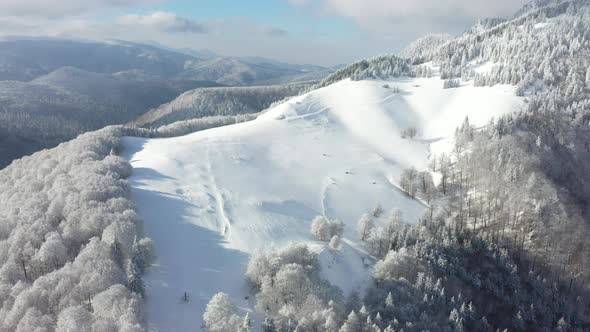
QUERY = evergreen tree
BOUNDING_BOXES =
[127,272,145,298]
[339,311,361,332]
[240,313,253,332]
[262,314,277,332]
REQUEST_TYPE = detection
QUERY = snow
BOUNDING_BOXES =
[122,75,524,331]
[534,22,553,30]
[474,61,496,75]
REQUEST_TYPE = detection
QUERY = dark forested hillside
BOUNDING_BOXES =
[132,84,306,128]
[0,39,331,169]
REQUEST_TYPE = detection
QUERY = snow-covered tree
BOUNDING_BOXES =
[203,293,241,332]
[262,315,277,332]
[400,167,418,198]
[329,235,341,250]
[56,306,92,332]
[357,213,374,241]
[127,271,145,298]
[339,311,361,332]
[311,216,345,242]
[311,216,330,241]
[240,313,253,332]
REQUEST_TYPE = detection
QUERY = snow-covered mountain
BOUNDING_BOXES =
[122,70,523,330]
[0,38,331,86]
[3,0,590,331]
[180,57,330,86]
[0,38,332,169]
[119,0,590,330]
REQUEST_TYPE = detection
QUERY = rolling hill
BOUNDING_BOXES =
[132,84,306,128]
[122,71,523,330]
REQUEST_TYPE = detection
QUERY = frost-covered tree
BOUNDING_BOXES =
[400,167,418,198]
[240,312,253,332]
[311,216,330,241]
[262,315,277,332]
[418,171,435,203]
[56,306,92,332]
[339,311,361,332]
[372,203,384,218]
[203,293,241,332]
[357,213,374,241]
[329,235,342,250]
[245,244,343,329]
[0,127,151,330]
[128,271,145,298]
[311,216,344,242]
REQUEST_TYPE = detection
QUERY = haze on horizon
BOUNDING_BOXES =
[0,0,528,66]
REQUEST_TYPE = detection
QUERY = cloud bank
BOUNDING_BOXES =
[0,0,165,18]
[289,0,529,24]
[118,12,207,33]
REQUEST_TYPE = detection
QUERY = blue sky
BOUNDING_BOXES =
[0,0,529,65]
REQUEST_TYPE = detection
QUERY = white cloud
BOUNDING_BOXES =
[0,0,535,66]
[289,0,529,30]
[259,25,289,37]
[118,12,207,33]
[0,0,165,18]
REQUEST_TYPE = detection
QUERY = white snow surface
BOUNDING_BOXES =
[122,76,524,331]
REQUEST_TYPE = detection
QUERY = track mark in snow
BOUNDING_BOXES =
[321,177,338,219]
[205,142,232,236]
[285,106,330,122]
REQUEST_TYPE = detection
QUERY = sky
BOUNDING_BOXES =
[0,0,529,66]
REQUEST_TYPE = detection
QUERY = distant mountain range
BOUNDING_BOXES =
[0,38,332,85]
[0,38,333,168]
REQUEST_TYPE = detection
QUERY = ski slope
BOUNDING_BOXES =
[122,76,524,331]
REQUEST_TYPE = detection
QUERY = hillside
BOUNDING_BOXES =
[0,39,194,82]
[0,38,330,86]
[180,57,328,86]
[132,85,306,128]
[120,0,590,330]
[3,0,590,331]
[0,68,220,168]
[0,38,331,169]
[0,127,153,331]
[122,72,523,330]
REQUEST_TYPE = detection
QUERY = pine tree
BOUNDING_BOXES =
[374,312,382,328]
[385,292,394,309]
[556,317,568,331]
[127,272,145,298]
[513,310,525,331]
[262,315,277,332]
[130,237,146,275]
[240,313,253,332]
[339,311,361,332]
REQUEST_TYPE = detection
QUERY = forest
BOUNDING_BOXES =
[1,0,590,331]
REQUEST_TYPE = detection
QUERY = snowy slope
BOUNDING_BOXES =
[122,75,523,331]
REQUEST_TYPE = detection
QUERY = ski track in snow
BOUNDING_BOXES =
[123,75,524,331]
[205,141,232,235]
